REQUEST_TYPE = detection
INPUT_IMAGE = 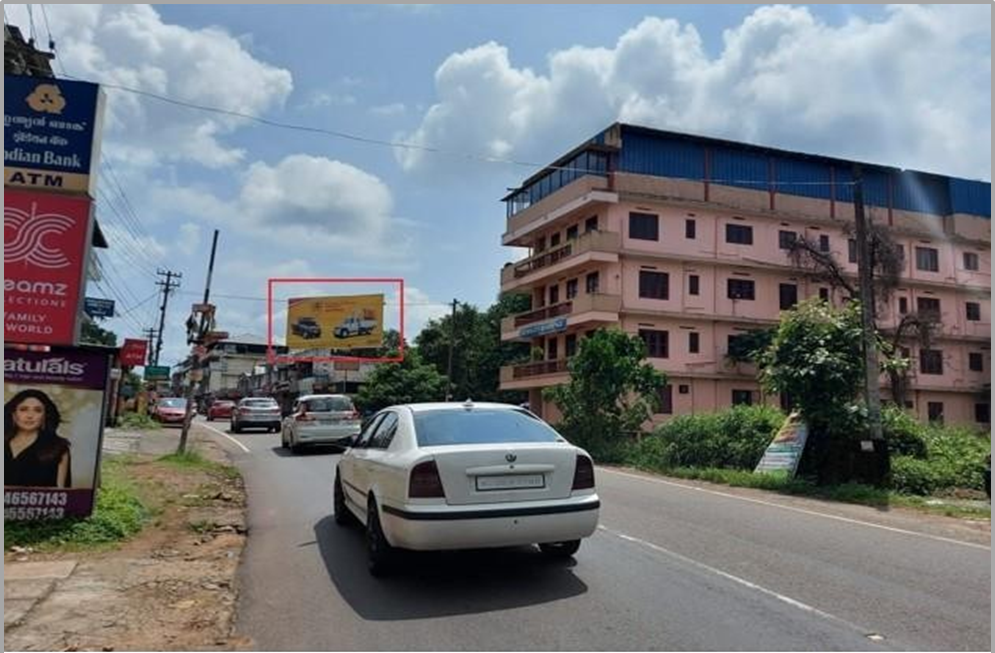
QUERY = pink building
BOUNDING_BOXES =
[498,124,991,428]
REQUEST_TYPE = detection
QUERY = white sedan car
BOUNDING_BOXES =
[334,402,600,576]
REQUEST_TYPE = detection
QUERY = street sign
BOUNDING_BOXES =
[144,365,171,381]
[519,317,568,339]
[120,339,148,367]
[84,297,116,319]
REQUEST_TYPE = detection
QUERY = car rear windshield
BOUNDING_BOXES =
[243,399,277,407]
[159,399,186,408]
[413,409,561,447]
[304,397,354,412]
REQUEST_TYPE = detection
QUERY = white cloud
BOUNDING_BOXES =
[177,223,202,256]
[370,102,407,117]
[395,286,449,337]
[300,91,357,110]
[5,4,293,170]
[398,5,991,180]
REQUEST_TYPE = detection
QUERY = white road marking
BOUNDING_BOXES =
[600,468,991,552]
[197,421,251,454]
[598,525,879,639]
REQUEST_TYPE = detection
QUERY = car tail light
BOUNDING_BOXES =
[296,412,315,422]
[409,461,445,499]
[572,455,595,491]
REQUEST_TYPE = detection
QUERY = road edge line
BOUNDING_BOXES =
[198,421,252,454]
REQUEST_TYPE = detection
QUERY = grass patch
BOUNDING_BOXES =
[5,459,149,551]
[116,412,161,430]
[158,451,240,482]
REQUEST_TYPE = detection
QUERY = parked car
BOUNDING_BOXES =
[334,401,600,576]
[334,315,377,339]
[281,394,362,454]
[291,316,322,340]
[152,397,188,426]
[207,400,236,421]
[231,397,282,433]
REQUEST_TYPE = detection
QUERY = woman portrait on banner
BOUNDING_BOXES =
[4,389,73,488]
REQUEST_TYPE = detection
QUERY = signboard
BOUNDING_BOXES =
[519,317,568,339]
[4,347,111,520]
[4,75,105,195]
[755,413,810,477]
[143,366,171,381]
[119,339,149,367]
[286,294,384,350]
[84,297,115,319]
[4,190,94,346]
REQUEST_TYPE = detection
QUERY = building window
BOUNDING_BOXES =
[725,224,754,245]
[685,219,696,239]
[975,403,990,424]
[727,278,756,300]
[966,302,981,322]
[778,230,798,250]
[927,402,944,425]
[819,234,831,252]
[779,283,798,310]
[899,297,909,315]
[639,329,669,359]
[732,390,754,406]
[630,212,659,241]
[535,236,546,253]
[585,216,598,233]
[915,246,939,272]
[639,271,670,300]
[549,285,560,305]
[964,251,980,271]
[969,352,984,372]
[547,338,558,361]
[919,349,944,375]
[550,232,561,248]
[688,332,700,354]
[566,278,578,300]
[917,297,941,319]
[657,385,673,415]
[566,225,579,241]
[848,239,858,264]
[565,334,578,358]
[678,384,690,395]
[688,274,700,296]
[819,287,830,302]
[585,271,600,294]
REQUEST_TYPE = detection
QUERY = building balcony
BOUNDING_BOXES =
[500,292,622,341]
[499,359,570,391]
[500,230,621,292]
[503,175,618,247]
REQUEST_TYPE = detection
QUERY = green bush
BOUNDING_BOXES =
[117,412,161,430]
[882,406,928,458]
[890,426,989,495]
[891,456,940,495]
[631,405,784,471]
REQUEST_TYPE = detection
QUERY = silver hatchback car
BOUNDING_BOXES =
[281,394,362,454]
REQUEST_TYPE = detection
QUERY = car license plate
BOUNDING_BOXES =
[476,474,545,491]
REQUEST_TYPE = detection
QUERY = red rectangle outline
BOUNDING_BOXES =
[267,278,404,365]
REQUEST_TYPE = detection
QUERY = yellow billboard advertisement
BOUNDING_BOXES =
[286,294,384,350]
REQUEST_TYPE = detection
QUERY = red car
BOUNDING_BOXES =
[153,398,189,426]
[207,400,236,421]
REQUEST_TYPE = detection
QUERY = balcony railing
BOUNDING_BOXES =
[501,230,621,286]
[506,359,570,380]
[501,293,622,337]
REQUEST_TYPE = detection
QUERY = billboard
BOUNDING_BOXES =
[286,294,384,350]
[120,339,149,367]
[144,366,171,381]
[755,413,810,477]
[4,75,106,195]
[4,190,94,346]
[84,297,116,319]
[4,347,111,520]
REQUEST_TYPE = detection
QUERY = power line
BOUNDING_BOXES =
[26,5,36,43]
[173,289,450,307]
[38,4,55,51]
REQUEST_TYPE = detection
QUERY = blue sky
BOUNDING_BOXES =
[5,4,990,368]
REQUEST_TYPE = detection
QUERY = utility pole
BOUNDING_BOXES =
[177,230,219,454]
[154,269,182,366]
[446,299,458,402]
[853,165,885,461]
[142,328,158,365]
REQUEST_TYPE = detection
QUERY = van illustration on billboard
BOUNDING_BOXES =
[291,316,322,340]
[334,309,378,339]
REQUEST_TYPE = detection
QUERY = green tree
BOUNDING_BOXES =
[544,329,666,460]
[355,350,448,414]
[81,320,117,347]
[415,294,530,403]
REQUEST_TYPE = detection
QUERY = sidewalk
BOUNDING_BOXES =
[4,424,250,651]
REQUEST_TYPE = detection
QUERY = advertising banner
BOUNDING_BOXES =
[120,339,149,367]
[84,297,116,319]
[755,413,809,477]
[286,294,384,350]
[4,347,111,520]
[144,366,171,381]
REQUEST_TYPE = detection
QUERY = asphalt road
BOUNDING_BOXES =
[197,421,991,651]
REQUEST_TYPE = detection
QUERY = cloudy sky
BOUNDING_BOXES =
[5,4,990,369]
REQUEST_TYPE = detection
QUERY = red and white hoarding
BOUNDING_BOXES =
[119,339,149,367]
